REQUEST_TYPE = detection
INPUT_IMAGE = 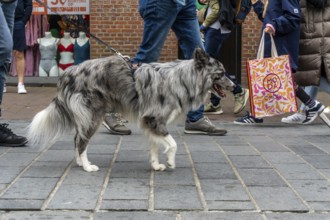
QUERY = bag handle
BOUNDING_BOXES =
[256,32,278,59]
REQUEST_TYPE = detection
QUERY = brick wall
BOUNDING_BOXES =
[241,10,263,85]
[89,1,262,84]
[90,0,178,61]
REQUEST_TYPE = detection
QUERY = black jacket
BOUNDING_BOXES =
[14,0,32,24]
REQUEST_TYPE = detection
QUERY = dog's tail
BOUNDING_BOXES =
[27,99,74,146]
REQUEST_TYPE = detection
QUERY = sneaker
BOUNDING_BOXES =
[234,112,263,125]
[18,83,27,94]
[281,112,305,124]
[302,102,325,125]
[204,103,224,115]
[3,84,6,93]
[324,106,330,114]
[0,123,28,147]
[103,113,131,135]
[233,88,249,114]
[184,116,227,136]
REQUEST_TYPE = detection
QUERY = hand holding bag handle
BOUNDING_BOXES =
[256,32,278,59]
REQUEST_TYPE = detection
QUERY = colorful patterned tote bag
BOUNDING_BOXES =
[247,32,298,118]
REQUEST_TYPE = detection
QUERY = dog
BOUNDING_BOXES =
[27,48,235,172]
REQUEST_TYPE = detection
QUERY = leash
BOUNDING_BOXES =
[34,0,131,63]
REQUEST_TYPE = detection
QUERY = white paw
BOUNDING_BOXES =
[152,163,166,171]
[83,164,99,172]
[166,160,176,169]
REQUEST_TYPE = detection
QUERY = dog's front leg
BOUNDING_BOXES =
[164,135,177,169]
[150,142,166,171]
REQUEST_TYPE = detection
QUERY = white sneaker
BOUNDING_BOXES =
[17,84,27,94]
[281,112,305,124]
[3,84,6,93]
[324,106,330,114]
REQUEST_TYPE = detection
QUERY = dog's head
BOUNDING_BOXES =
[193,48,235,98]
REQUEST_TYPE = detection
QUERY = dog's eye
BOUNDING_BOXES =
[214,76,221,80]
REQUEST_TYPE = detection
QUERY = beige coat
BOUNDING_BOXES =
[294,0,330,86]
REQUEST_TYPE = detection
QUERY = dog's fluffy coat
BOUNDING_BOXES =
[27,49,234,172]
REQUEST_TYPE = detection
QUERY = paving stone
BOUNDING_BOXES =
[103,178,149,200]
[63,168,107,185]
[0,199,43,210]
[237,168,287,186]
[187,142,222,151]
[309,201,330,211]
[154,168,195,185]
[214,136,248,146]
[110,162,151,179]
[0,153,37,167]
[199,179,250,201]
[190,151,227,163]
[116,150,149,162]
[2,211,90,220]
[93,211,176,220]
[262,152,306,164]
[0,166,25,183]
[302,155,330,169]
[229,155,271,169]
[22,161,69,178]
[206,200,255,211]
[154,185,202,210]
[266,213,330,220]
[289,179,330,202]
[37,150,74,162]
[221,145,259,156]
[47,184,100,210]
[194,163,237,179]
[287,144,327,155]
[1,178,57,200]
[100,199,148,210]
[84,144,116,154]
[180,212,264,220]
[274,164,324,180]
[248,186,308,211]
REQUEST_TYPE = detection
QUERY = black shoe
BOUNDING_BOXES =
[0,123,28,147]
[302,102,325,125]
[234,112,263,125]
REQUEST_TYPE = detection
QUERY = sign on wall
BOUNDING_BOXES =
[33,0,90,15]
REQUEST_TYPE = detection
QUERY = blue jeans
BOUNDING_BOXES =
[133,0,205,122]
[300,77,330,111]
[0,1,17,107]
[204,27,242,106]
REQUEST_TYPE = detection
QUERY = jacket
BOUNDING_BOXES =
[294,0,330,86]
[253,0,301,71]
[14,0,32,25]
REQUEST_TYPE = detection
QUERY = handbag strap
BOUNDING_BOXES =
[256,32,278,59]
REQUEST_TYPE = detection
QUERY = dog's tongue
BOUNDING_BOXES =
[213,84,226,97]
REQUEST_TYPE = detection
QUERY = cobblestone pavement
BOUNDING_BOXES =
[0,86,330,220]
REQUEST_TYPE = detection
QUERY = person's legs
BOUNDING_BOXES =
[14,50,27,94]
[132,0,178,64]
[171,0,226,135]
[0,2,28,147]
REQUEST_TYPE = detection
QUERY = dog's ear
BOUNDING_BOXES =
[193,48,210,70]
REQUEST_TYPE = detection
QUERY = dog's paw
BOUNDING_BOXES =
[152,163,166,171]
[166,160,176,169]
[83,164,99,172]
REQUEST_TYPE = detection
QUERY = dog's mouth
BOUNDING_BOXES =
[212,84,226,97]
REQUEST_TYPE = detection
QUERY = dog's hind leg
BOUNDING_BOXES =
[74,125,100,172]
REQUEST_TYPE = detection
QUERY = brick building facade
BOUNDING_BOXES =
[89,1,262,85]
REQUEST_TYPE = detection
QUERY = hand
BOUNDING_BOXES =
[264,26,274,35]
[200,24,207,32]
[251,0,258,4]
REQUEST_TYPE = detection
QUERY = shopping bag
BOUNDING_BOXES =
[247,32,298,118]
